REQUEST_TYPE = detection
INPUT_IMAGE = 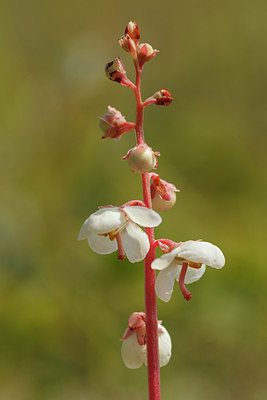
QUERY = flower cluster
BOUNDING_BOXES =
[79,21,225,381]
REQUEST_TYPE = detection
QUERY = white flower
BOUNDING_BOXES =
[152,241,225,302]
[78,206,161,263]
[121,312,171,369]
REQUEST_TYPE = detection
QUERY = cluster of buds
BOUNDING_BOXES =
[121,312,172,369]
[118,21,159,68]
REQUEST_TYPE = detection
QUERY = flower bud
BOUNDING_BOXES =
[125,21,140,45]
[119,34,137,59]
[123,145,159,174]
[105,57,126,83]
[150,173,179,211]
[152,89,173,106]
[137,43,159,66]
[99,106,135,141]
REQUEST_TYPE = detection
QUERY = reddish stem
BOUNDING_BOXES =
[134,63,161,400]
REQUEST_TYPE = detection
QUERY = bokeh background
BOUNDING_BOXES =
[1,0,266,399]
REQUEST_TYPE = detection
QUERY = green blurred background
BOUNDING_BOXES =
[1,0,266,399]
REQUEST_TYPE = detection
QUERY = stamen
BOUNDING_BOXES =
[109,220,129,240]
[115,232,126,260]
[179,263,192,301]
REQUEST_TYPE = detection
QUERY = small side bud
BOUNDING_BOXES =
[153,89,173,106]
[125,21,140,45]
[99,106,135,141]
[137,43,159,66]
[123,145,159,174]
[105,57,126,82]
[119,34,137,59]
[143,89,173,107]
[150,173,179,211]
[105,57,135,88]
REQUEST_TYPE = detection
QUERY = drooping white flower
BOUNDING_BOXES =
[78,205,161,263]
[152,240,225,302]
[121,312,171,369]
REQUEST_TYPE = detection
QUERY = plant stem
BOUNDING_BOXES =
[134,63,161,400]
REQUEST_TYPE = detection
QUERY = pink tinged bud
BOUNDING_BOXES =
[119,34,137,59]
[105,57,135,88]
[153,89,173,106]
[99,106,135,141]
[150,173,179,211]
[123,145,160,174]
[125,21,140,45]
[137,43,159,66]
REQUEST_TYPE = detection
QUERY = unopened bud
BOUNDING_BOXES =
[125,21,140,45]
[152,189,176,211]
[153,89,173,106]
[105,57,135,88]
[138,43,159,66]
[123,145,159,174]
[150,173,179,211]
[99,106,135,141]
[105,57,126,83]
[119,34,137,59]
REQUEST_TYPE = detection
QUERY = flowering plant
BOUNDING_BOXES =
[78,21,225,400]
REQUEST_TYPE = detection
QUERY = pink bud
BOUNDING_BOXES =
[99,106,135,141]
[119,34,137,59]
[125,21,140,45]
[137,43,159,66]
[150,173,179,211]
[105,57,126,82]
[153,89,173,106]
[105,57,135,88]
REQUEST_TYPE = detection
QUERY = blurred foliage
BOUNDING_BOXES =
[0,0,267,399]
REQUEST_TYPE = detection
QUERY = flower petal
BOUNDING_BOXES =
[86,207,126,234]
[176,241,225,269]
[158,324,172,367]
[121,333,146,369]
[78,216,91,240]
[123,206,162,227]
[155,264,178,302]
[143,323,172,368]
[121,222,149,263]
[87,232,118,255]
[183,264,206,284]
[151,248,179,271]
